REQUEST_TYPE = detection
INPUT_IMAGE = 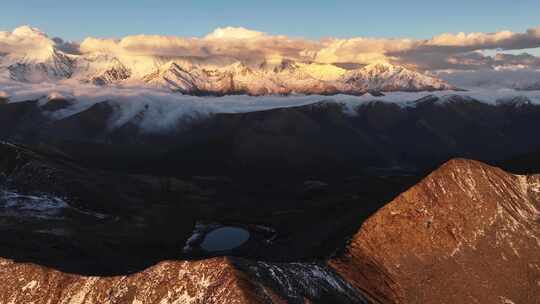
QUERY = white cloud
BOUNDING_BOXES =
[3,77,540,133]
[391,26,540,70]
[79,37,124,54]
[3,24,540,73]
[314,37,416,64]
[437,68,540,89]
[0,25,55,60]
[204,27,266,40]
[78,25,540,70]
[79,27,319,64]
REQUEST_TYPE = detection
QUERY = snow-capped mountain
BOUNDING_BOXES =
[0,26,75,82]
[76,54,132,85]
[143,61,242,95]
[142,61,200,92]
[3,48,75,83]
[340,61,455,92]
[0,26,456,95]
[124,57,456,95]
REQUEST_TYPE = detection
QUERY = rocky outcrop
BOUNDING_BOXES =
[0,255,376,304]
[0,257,265,304]
[331,159,540,304]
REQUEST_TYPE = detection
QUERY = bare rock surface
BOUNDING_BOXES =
[331,159,540,304]
[0,257,266,304]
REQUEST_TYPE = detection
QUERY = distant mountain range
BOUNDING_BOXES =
[0,27,456,96]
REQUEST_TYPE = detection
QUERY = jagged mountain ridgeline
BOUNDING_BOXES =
[0,26,456,95]
[332,159,540,303]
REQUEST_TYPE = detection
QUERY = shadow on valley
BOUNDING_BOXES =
[0,142,417,276]
[1,96,540,276]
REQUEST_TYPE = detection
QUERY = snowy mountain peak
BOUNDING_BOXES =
[363,60,400,72]
[341,61,455,92]
[87,58,131,85]
[7,48,74,82]
[0,27,457,95]
[160,61,188,72]
[142,60,199,92]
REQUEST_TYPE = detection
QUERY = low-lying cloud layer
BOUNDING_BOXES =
[2,76,540,133]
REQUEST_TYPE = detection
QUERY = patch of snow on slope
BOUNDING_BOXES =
[234,259,369,303]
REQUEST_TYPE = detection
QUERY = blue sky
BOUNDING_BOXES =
[2,0,540,41]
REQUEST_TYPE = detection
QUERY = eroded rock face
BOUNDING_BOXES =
[232,259,369,304]
[331,159,540,304]
[0,255,374,304]
[0,257,266,304]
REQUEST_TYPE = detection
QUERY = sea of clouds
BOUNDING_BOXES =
[2,76,540,132]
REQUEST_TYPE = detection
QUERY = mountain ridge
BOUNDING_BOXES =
[331,158,540,303]
[0,29,456,96]
[0,151,539,303]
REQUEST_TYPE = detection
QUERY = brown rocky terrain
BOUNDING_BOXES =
[0,257,265,304]
[0,253,372,304]
[1,128,540,302]
[331,159,540,304]
[0,142,373,303]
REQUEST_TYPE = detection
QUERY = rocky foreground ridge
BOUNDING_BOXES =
[332,159,540,304]
[0,150,538,303]
[0,258,260,304]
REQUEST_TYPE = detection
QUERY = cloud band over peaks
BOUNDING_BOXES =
[3,25,540,71]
